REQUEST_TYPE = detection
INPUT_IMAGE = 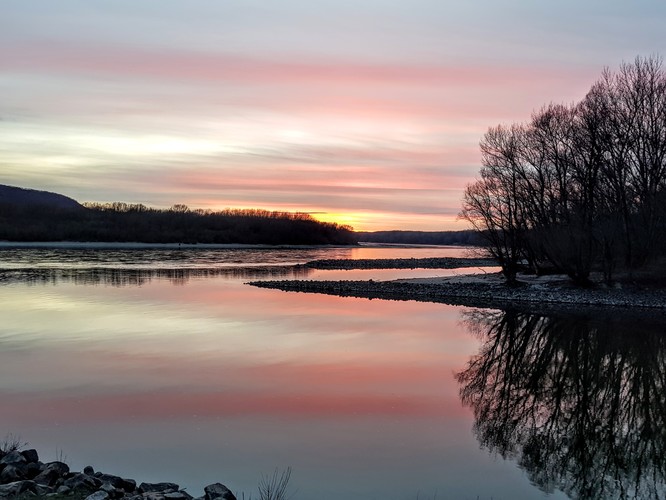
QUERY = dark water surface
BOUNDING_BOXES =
[1,246,662,499]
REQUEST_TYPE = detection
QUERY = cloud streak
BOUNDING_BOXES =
[1,2,663,230]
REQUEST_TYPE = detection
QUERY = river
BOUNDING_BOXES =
[0,245,663,499]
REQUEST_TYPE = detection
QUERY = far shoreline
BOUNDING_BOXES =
[0,241,470,250]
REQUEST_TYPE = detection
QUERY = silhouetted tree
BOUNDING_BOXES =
[461,125,526,285]
[461,55,666,285]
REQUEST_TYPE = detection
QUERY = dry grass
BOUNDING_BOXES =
[257,467,292,500]
[0,433,27,453]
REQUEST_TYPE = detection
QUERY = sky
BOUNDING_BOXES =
[1,1,665,231]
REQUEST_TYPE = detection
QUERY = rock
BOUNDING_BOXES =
[100,481,128,499]
[56,485,72,495]
[123,477,137,492]
[85,491,110,500]
[204,483,237,500]
[0,480,38,496]
[63,472,102,493]
[33,468,61,487]
[33,461,70,487]
[84,465,96,475]
[165,492,194,500]
[44,461,70,476]
[20,449,39,464]
[98,473,136,492]
[25,461,44,479]
[0,450,27,465]
[139,482,180,494]
[0,463,27,483]
[143,494,167,500]
[34,482,54,496]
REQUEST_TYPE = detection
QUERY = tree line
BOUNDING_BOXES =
[0,201,358,245]
[461,56,666,285]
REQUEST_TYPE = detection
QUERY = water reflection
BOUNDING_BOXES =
[458,309,666,499]
[0,266,313,286]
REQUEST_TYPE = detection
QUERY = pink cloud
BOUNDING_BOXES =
[1,41,601,230]
[0,390,450,424]
[1,41,597,90]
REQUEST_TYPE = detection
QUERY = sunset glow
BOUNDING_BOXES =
[2,1,664,230]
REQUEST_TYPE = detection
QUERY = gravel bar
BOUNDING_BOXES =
[248,277,666,311]
[303,257,496,270]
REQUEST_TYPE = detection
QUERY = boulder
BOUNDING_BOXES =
[84,465,95,475]
[204,483,237,500]
[33,461,70,487]
[21,449,39,463]
[139,482,180,494]
[98,473,136,492]
[34,482,54,496]
[0,464,27,483]
[0,480,38,496]
[164,492,194,500]
[0,450,27,466]
[143,494,168,500]
[85,491,110,500]
[56,485,72,495]
[44,461,70,476]
[33,468,61,487]
[24,461,44,479]
[100,481,127,499]
[63,472,102,493]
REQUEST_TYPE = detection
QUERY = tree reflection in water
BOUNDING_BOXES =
[0,265,312,287]
[457,308,666,499]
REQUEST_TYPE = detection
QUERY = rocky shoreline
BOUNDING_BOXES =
[0,448,236,500]
[248,272,666,311]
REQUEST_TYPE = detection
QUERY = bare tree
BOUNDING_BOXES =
[461,125,526,285]
[462,55,666,285]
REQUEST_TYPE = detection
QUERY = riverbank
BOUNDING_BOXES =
[249,269,666,311]
[0,447,236,500]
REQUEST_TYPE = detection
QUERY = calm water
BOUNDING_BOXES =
[1,246,663,499]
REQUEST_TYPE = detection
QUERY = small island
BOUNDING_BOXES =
[250,258,666,312]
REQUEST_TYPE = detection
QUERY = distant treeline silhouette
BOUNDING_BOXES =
[356,230,484,246]
[0,201,358,245]
[461,55,666,285]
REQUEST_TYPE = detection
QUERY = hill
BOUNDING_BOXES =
[0,184,83,210]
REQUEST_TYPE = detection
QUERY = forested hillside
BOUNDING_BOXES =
[0,186,357,245]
